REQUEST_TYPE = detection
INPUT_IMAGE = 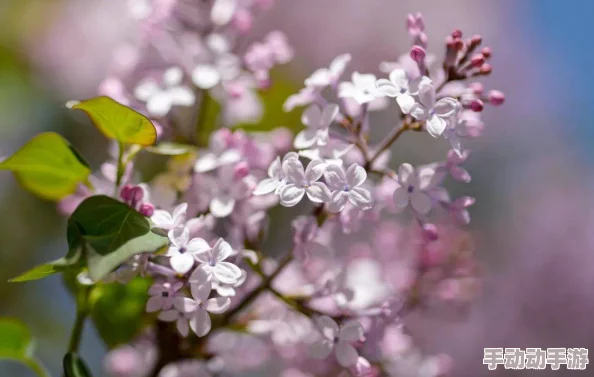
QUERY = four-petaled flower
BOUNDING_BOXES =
[192,238,242,284]
[253,152,299,195]
[305,53,352,88]
[375,69,430,114]
[151,203,188,231]
[310,316,364,367]
[392,163,435,215]
[146,281,183,313]
[409,82,459,137]
[134,67,195,117]
[279,159,330,207]
[324,163,372,213]
[167,227,211,275]
[294,104,339,149]
[338,72,385,105]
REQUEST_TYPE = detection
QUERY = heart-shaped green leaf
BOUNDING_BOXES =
[0,318,33,360]
[9,247,82,283]
[72,96,157,146]
[0,132,91,200]
[68,195,167,281]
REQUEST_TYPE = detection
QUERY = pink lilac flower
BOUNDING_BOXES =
[194,130,242,173]
[253,152,299,195]
[375,69,430,114]
[299,139,353,168]
[392,163,437,215]
[279,159,330,207]
[166,227,211,275]
[324,163,372,213]
[338,72,385,105]
[146,281,184,312]
[409,82,460,137]
[294,104,339,149]
[305,53,351,88]
[310,316,364,367]
[192,238,242,285]
[151,203,188,231]
[207,164,252,218]
[292,216,332,262]
[435,149,471,183]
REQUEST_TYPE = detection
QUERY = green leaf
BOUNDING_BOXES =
[9,247,82,283]
[63,352,93,377]
[89,277,151,347]
[145,142,196,156]
[0,132,91,200]
[68,195,167,281]
[0,318,33,359]
[72,96,157,146]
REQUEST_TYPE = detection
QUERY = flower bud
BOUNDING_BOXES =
[131,186,144,203]
[470,53,485,68]
[453,38,464,51]
[139,203,155,217]
[103,346,143,377]
[422,223,439,242]
[120,184,133,201]
[481,46,492,58]
[234,161,250,180]
[488,90,505,106]
[232,9,253,34]
[451,29,462,39]
[468,82,484,95]
[479,63,492,75]
[469,99,484,112]
[410,45,426,63]
[470,34,482,46]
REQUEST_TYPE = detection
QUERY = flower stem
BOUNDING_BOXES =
[114,141,125,196]
[68,286,90,353]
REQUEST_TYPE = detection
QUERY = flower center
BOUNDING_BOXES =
[209,259,216,267]
[161,292,169,297]
[343,184,350,192]
[407,185,414,193]
[301,180,310,188]
[179,247,187,254]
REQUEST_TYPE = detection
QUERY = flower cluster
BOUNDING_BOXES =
[6,3,506,377]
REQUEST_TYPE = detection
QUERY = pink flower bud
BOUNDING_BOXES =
[410,45,426,63]
[468,82,484,95]
[445,36,456,48]
[469,99,484,112]
[422,223,439,242]
[103,346,144,377]
[234,161,250,180]
[470,34,482,46]
[232,9,253,34]
[451,29,462,39]
[470,53,485,68]
[139,203,155,217]
[120,184,133,201]
[479,63,492,75]
[488,90,505,106]
[131,186,144,203]
[354,357,378,377]
[453,38,464,51]
[481,46,492,58]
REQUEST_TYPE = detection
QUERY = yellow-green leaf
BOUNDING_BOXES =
[145,142,196,156]
[72,96,157,146]
[0,318,33,359]
[0,132,91,200]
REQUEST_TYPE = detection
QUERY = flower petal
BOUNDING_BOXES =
[375,79,399,97]
[279,184,305,207]
[426,115,447,138]
[206,297,231,314]
[434,97,459,117]
[172,203,188,224]
[170,252,194,275]
[146,296,163,313]
[338,320,364,342]
[396,94,415,114]
[315,315,339,339]
[212,238,232,262]
[320,103,339,128]
[294,129,319,149]
[305,159,326,182]
[418,82,436,109]
[189,309,212,337]
[346,163,366,187]
[283,158,306,183]
[190,280,213,303]
[348,187,372,209]
[336,341,359,367]
[151,210,173,229]
[173,297,199,313]
[310,339,334,359]
[147,91,173,117]
[192,65,221,89]
[158,310,178,322]
[389,69,408,90]
[189,267,211,285]
[411,192,432,215]
[177,318,190,337]
[327,190,348,213]
[306,182,331,203]
[253,178,279,195]
[397,163,414,185]
[324,164,346,191]
[186,238,211,255]
[301,104,322,128]
[213,262,242,284]
[168,86,196,107]
[393,186,410,208]
[168,226,189,248]
[194,152,218,172]
[210,195,235,218]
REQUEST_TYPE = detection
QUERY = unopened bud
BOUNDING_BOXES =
[410,45,426,63]
[422,223,439,242]
[120,184,133,201]
[470,53,485,68]
[470,34,482,46]
[468,82,484,95]
[488,90,505,106]
[481,46,492,58]
[232,9,253,34]
[451,29,462,39]
[479,63,492,75]
[453,38,464,51]
[234,161,250,180]
[130,186,144,203]
[469,99,484,112]
[139,203,155,217]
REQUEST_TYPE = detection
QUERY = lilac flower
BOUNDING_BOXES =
[324,163,372,213]
[294,104,339,149]
[192,238,242,285]
[338,72,385,105]
[208,165,251,218]
[444,110,484,154]
[158,360,212,377]
[134,67,195,117]
[166,227,211,275]
[212,270,246,297]
[283,87,317,112]
[151,203,188,231]
[392,163,436,215]
[146,281,183,313]
[409,82,460,137]
[210,0,237,26]
[447,196,475,224]
[279,159,330,207]
[253,152,299,196]
[194,130,242,173]
[305,53,351,88]
[299,139,353,168]
[172,274,230,337]
[292,216,332,262]
[375,69,430,114]
[310,316,364,367]
[437,149,471,183]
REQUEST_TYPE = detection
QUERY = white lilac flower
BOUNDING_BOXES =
[338,72,385,105]
[293,104,339,150]
[279,159,330,207]
[146,281,183,313]
[208,165,251,218]
[375,69,430,114]
[409,82,459,137]
[392,163,437,215]
[151,203,188,231]
[253,152,299,196]
[134,67,195,117]
[166,227,211,275]
[283,87,317,112]
[172,272,230,337]
[210,0,237,26]
[212,269,246,297]
[194,132,241,173]
[324,163,372,213]
[305,53,352,88]
[310,316,364,367]
[191,238,242,285]
[157,306,195,337]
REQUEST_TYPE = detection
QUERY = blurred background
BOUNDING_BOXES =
[1,0,594,376]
